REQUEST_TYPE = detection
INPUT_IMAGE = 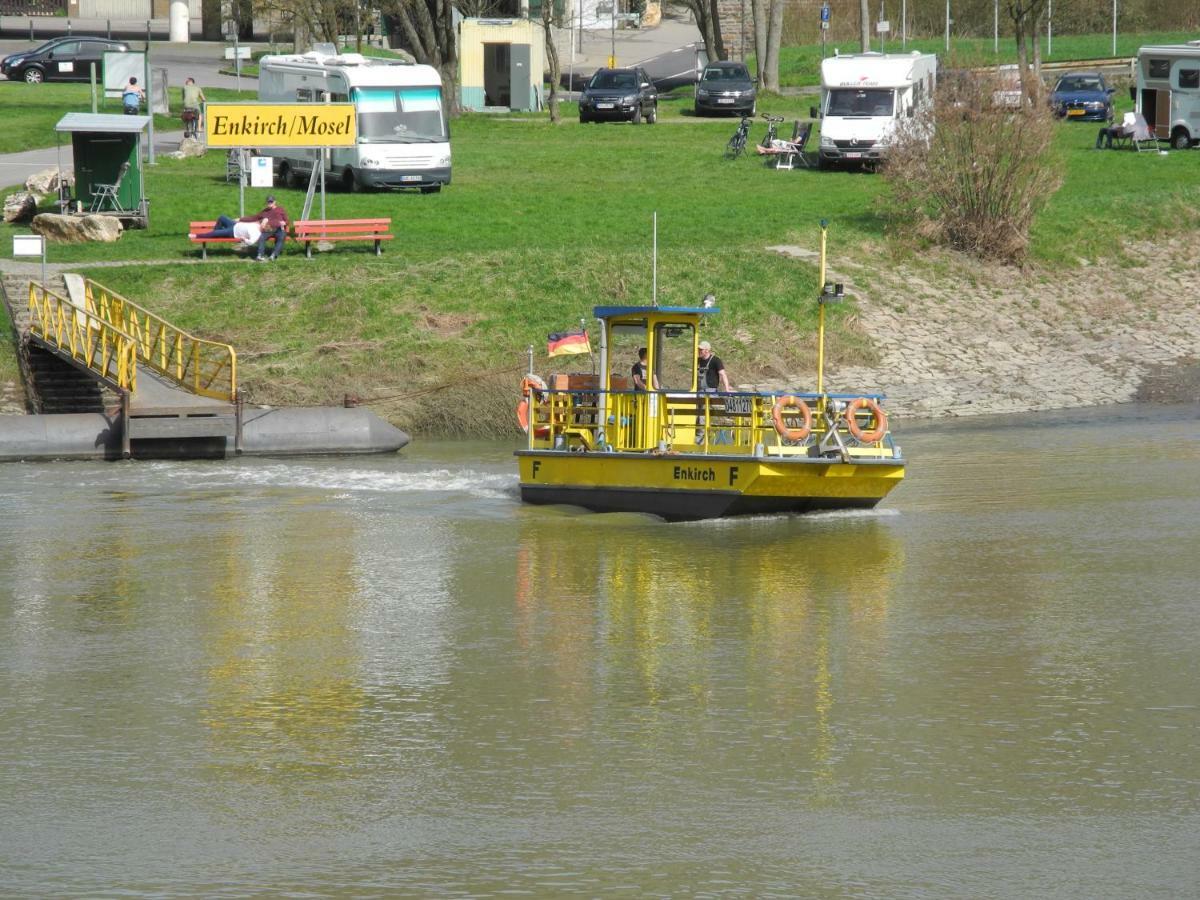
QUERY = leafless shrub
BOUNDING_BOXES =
[880,70,1063,264]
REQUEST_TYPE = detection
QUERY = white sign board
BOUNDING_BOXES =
[103,51,146,98]
[876,20,891,33]
[249,156,274,187]
[13,235,45,257]
[224,46,251,60]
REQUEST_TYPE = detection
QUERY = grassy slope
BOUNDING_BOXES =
[2,88,1199,433]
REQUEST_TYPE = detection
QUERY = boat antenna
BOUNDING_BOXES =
[527,344,534,376]
[652,211,658,307]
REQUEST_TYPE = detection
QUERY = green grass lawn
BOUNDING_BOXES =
[2,91,1199,432]
[775,29,1199,87]
[0,82,257,155]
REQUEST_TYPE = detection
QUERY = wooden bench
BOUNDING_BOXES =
[294,218,393,258]
[186,220,288,260]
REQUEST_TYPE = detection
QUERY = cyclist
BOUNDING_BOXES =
[181,76,206,138]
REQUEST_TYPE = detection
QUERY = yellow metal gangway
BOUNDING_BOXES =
[26,278,237,402]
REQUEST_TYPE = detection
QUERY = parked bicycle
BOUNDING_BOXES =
[725,114,754,159]
[760,114,785,149]
[181,108,200,139]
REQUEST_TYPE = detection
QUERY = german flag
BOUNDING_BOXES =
[547,329,591,357]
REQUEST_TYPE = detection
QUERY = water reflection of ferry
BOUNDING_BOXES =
[515,229,905,520]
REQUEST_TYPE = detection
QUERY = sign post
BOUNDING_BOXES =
[14,234,47,286]
[820,4,830,59]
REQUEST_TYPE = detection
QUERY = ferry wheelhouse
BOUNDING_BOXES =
[515,291,905,521]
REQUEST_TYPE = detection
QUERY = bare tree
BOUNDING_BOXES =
[383,0,460,113]
[679,0,725,62]
[749,0,783,90]
[540,0,562,123]
[1006,0,1049,105]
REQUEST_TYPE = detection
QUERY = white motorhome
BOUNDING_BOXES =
[815,51,937,167]
[258,50,451,192]
[1135,42,1200,149]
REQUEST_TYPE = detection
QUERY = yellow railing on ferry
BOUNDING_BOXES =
[526,390,896,458]
[27,281,139,395]
[83,279,237,402]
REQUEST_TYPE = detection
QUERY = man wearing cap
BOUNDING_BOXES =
[242,195,289,262]
[697,341,731,392]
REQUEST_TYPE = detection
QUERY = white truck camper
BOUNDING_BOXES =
[815,51,937,167]
[1134,42,1200,150]
[257,50,451,192]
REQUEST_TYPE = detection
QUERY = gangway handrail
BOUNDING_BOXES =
[83,279,237,402]
[27,281,140,395]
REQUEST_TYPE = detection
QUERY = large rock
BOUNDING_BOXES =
[31,213,123,244]
[177,136,206,158]
[3,192,37,224]
[25,167,69,197]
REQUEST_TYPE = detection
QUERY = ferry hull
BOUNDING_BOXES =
[516,451,903,521]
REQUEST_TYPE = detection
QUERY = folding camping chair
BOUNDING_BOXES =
[88,161,130,213]
[756,120,815,170]
[1130,112,1160,152]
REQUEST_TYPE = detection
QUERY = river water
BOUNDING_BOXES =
[1,404,1197,897]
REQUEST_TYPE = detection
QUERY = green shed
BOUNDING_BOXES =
[55,112,150,229]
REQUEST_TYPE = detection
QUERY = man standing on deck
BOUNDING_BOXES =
[697,341,731,393]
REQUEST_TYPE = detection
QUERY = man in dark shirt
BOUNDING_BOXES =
[697,340,730,392]
[631,347,658,391]
[243,195,288,261]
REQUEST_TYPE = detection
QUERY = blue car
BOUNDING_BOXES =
[1050,72,1114,122]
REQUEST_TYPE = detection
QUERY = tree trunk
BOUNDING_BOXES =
[542,3,561,123]
[860,0,870,52]
[761,0,783,92]
[750,0,767,85]
[682,0,725,62]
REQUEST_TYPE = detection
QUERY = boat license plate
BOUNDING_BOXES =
[597,102,614,109]
[846,151,862,159]
[401,175,421,182]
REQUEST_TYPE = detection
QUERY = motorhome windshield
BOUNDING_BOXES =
[351,86,448,142]
[827,88,896,117]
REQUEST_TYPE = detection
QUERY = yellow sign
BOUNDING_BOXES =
[204,103,358,148]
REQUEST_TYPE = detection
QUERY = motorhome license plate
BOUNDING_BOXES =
[401,175,421,182]
[597,102,614,109]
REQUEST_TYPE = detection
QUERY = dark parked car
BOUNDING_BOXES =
[579,67,658,124]
[1,37,130,84]
[1049,72,1115,122]
[694,61,756,116]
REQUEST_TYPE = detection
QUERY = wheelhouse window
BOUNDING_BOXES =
[653,323,696,391]
[351,86,448,142]
[827,88,895,117]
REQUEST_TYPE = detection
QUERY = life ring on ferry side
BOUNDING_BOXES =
[516,375,548,434]
[771,395,812,442]
[844,397,888,443]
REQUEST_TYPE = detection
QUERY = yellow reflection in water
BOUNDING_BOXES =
[203,496,364,781]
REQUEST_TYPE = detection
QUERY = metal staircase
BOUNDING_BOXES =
[1,274,243,458]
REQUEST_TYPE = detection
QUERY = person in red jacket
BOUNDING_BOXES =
[243,195,288,261]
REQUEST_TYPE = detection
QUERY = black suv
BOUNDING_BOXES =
[579,67,658,124]
[694,61,757,116]
[1,37,130,84]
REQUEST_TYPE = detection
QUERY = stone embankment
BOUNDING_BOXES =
[767,239,1200,419]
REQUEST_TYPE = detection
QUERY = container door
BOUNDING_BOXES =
[72,133,140,211]
[510,43,531,111]
[1156,90,1172,139]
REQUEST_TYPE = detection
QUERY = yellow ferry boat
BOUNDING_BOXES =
[514,226,905,520]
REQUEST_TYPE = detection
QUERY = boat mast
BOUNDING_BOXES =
[816,219,844,399]
[652,211,658,307]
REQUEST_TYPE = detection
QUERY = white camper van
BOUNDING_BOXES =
[1135,42,1200,150]
[257,50,451,192]
[815,51,937,167]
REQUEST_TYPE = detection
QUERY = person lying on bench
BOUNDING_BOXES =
[195,215,262,253]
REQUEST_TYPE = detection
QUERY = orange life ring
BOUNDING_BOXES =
[844,397,888,443]
[517,375,547,434]
[771,395,812,442]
